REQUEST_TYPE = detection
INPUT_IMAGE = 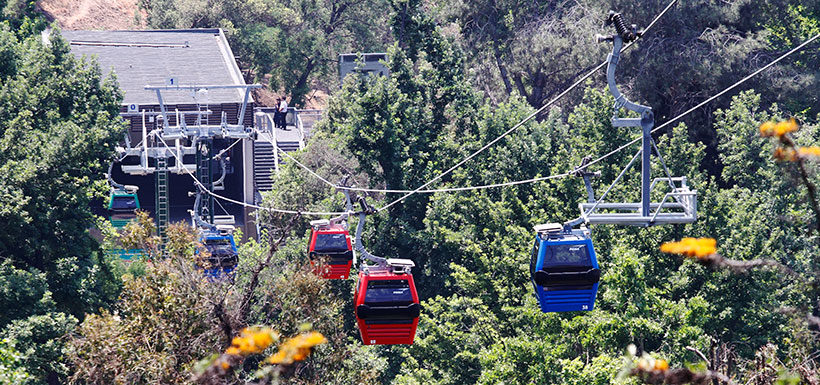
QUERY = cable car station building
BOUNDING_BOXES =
[63,29,258,236]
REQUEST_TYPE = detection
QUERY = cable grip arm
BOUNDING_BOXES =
[599,11,653,124]
[354,197,388,267]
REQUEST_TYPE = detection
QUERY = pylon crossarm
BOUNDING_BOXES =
[144,84,262,139]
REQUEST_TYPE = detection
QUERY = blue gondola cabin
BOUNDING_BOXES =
[531,223,600,312]
[201,232,239,280]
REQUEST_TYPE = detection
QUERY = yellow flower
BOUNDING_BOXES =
[225,327,278,356]
[252,331,274,348]
[220,361,230,370]
[654,359,669,371]
[759,121,777,137]
[660,238,717,259]
[774,118,798,137]
[267,351,289,365]
[759,118,799,138]
[798,146,820,159]
[265,331,327,366]
[302,332,327,347]
[225,346,240,355]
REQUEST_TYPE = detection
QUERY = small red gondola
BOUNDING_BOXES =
[308,220,354,279]
[354,261,420,345]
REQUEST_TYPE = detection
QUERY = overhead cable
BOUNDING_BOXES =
[374,0,679,211]
[262,0,679,200]
[162,4,820,218]
[575,30,820,174]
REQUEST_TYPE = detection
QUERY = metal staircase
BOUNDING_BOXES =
[277,141,302,155]
[253,140,303,192]
[253,141,276,192]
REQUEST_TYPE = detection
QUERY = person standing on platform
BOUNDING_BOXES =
[273,97,282,130]
[278,97,289,130]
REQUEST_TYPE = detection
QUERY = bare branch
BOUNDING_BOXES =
[686,346,710,368]
[238,213,301,324]
[693,253,801,279]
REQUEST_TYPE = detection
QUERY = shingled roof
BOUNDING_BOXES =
[61,29,249,105]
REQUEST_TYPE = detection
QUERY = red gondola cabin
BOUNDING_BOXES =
[354,262,420,345]
[308,220,354,279]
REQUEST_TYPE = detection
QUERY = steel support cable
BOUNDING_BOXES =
[372,16,817,205]
[184,26,815,219]
[153,134,347,216]
[372,0,678,211]
[232,3,814,212]
[575,31,820,175]
[254,127,572,193]
[157,12,817,219]
[254,1,679,201]
[214,138,242,159]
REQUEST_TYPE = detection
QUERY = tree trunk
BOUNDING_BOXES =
[494,47,513,96]
[291,58,316,106]
[529,71,546,108]
[512,72,529,102]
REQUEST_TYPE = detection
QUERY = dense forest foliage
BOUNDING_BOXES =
[1,0,820,383]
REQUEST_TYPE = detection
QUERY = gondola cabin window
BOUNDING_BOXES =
[544,244,591,268]
[365,280,413,306]
[314,233,349,252]
[111,195,138,210]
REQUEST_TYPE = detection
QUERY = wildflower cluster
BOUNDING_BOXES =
[758,118,820,164]
[199,328,326,381]
[636,356,669,372]
[759,118,798,138]
[798,146,820,158]
[627,343,733,385]
[267,331,327,365]
[225,327,279,356]
[660,238,717,259]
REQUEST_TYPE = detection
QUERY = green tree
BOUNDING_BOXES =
[0,22,125,384]
[3,313,77,384]
[0,338,30,384]
[0,27,123,318]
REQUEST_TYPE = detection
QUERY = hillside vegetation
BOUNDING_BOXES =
[1,0,820,384]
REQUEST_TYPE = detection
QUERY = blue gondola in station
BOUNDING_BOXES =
[530,223,600,312]
[200,230,239,281]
